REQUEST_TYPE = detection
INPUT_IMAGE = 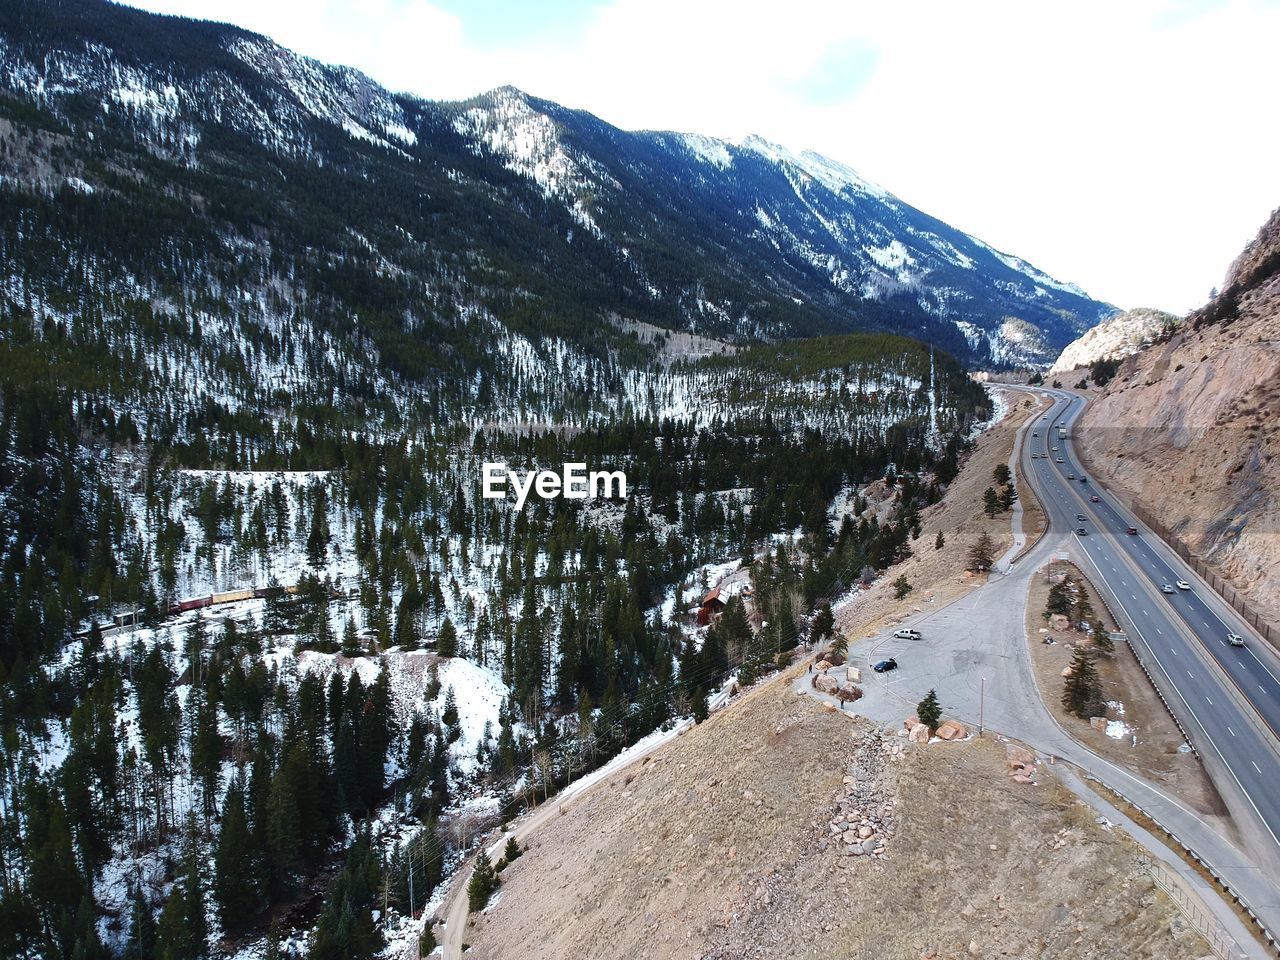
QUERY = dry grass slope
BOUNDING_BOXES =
[466,677,1207,960]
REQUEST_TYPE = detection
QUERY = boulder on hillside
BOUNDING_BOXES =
[903,714,920,730]
[815,659,832,672]
[1050,614,1071,631]
[908,723,930,743]
[936,720,968,741]
[813,674,839,694]
[1006,744,1035,768]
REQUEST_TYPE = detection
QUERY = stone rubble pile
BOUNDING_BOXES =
[818,731,901,860]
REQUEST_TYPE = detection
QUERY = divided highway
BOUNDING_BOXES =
[1016,387,1280,866]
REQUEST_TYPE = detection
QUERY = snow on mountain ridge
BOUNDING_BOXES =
[1050,307,1178,373]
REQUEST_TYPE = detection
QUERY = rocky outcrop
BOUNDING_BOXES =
[1077,206,1280,626]
[1049,308,1178,373]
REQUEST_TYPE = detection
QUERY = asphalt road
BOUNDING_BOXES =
[828,386,1280,942]
[1020,390,1280,847]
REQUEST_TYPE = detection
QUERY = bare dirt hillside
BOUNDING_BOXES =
[465,678,1207,960]
[1075,206,1280,626]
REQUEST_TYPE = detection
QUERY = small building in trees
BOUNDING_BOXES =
[696,587,726,626]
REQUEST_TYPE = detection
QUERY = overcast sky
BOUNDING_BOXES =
[124,0,1280,313]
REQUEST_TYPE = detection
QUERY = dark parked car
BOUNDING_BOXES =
[1076,527,1087,536]
[872,658,898,673]
[1127,526,1138,535]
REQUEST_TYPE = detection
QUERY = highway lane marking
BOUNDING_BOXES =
[1017,387,1280,851]
[1246,651,1280,688]
[1228,727,1236,736]
[1205,696,1213,705]
[1255,761,1264,775]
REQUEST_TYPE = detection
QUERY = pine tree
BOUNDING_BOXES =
[125,883,157,959]
[310,834,384,960]
[1046,576,1074,616]
[691,685,708,724]
[934,530,945,550]
[155,816,208,960]
[1062,648,1104,719]
[982,486,1001,518]
[503,836,522,863]
[215,776,261,934]
[916,689,942,731]
[437,617,458,659]
[968,531,995,572]
[827,634,848,662]
[809,602,834,645]
[467,851,498,913]
[893,575,912,600]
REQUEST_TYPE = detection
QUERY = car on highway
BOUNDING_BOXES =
[1051,445,1059,452]
[872,658,898,672]
[1126,526,1138,535]
[893,628,922,640]
[1176,580,1191,590]
[1160,583,1175,594]
[1079,476,1088,483]
[1032,432,1039,438]
[1076,514,1087,522]
[1227,633,1245,647]
[1076,527,1087,536]
[1090,495,1100,503]
[1068,473,1076,480]
[1056,457,1065,463]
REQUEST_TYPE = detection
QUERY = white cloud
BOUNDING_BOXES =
[124,0,1280,313]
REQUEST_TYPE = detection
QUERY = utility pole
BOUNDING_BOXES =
[979,676,986,736]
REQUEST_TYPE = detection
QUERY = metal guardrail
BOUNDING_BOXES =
[1148,858,1249,960]
[1086,774,1280,957]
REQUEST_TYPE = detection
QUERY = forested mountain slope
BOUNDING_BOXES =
[0,3,1063,959]
[0,0,1110,398]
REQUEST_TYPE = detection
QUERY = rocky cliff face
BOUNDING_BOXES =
[1049,307,1179,373]
[1076,207,1280,625]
